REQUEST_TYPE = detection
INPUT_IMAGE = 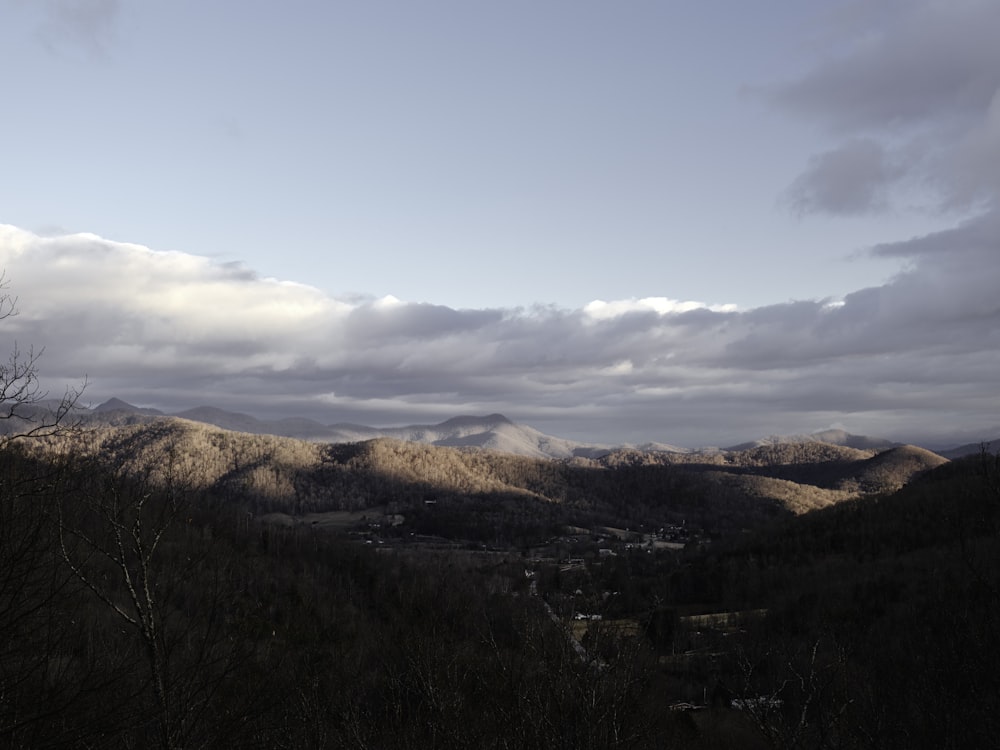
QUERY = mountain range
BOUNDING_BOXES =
[87,398,624,459]
[6,396,990,461]
[85,398,995,460]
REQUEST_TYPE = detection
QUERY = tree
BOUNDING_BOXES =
[57,454,182,748]
[53,433,276,749]
[0,276,99,746]
[0,273,83,441]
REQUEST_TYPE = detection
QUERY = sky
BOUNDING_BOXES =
[2,0,999,448]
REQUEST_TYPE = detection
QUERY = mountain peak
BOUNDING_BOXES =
[437,414,513,429]
[94,397,139,412]
[93,398,164,416]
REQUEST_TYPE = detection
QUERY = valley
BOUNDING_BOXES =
[2,405,997,748]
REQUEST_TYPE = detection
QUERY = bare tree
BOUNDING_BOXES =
[0,275,97,746]
[0,273,84,441]
[55,445,185,749]
[734,637,857,750]
[53,436,272,749]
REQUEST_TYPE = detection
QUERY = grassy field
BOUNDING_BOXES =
[259,507,397,529]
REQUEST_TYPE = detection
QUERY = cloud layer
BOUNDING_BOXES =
[2,219,997,448]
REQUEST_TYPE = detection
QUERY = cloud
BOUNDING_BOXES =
[773,1,1000,133]
[1,223,997,447]
[772,0,1000,216]
[583,297,737,320]
[732,2,1000,444]
[767,1,1000,393]
[784,138,904,215]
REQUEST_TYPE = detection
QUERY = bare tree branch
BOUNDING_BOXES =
[1,273,86,441]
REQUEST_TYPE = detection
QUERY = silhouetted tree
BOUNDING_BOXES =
[0,273,83,441]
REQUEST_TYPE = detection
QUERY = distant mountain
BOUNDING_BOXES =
[811,428,901,450]
[323,423,386,442]
[77,397,977,464]
[937,439,1000,460]
[378,414,613,460]
[379,413,514,444]
[631,441,693,454]
[726,429,900,452]
[82,400,612,459]
[174,406,291,435]
[92,397,164,416]
[30,417,953,546]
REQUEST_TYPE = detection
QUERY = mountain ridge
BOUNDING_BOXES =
[46,397,989,461]
[86,399,615,460]
[25,416,951,539]
[725,428,900,452]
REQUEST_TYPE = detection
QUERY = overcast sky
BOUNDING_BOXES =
[2,0,998,448]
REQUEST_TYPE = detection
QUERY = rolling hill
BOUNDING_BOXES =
[78,400,618,459]
[75,398,951,460]
[24,412,950,544]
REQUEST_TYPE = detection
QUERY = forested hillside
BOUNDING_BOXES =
[2,411,997,747]
[657,452,1000,748]
[27,419,946,545]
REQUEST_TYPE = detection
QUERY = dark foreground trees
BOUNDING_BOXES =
[53,443,278,749]
[2,435,686,748]
[3,436,999,748]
